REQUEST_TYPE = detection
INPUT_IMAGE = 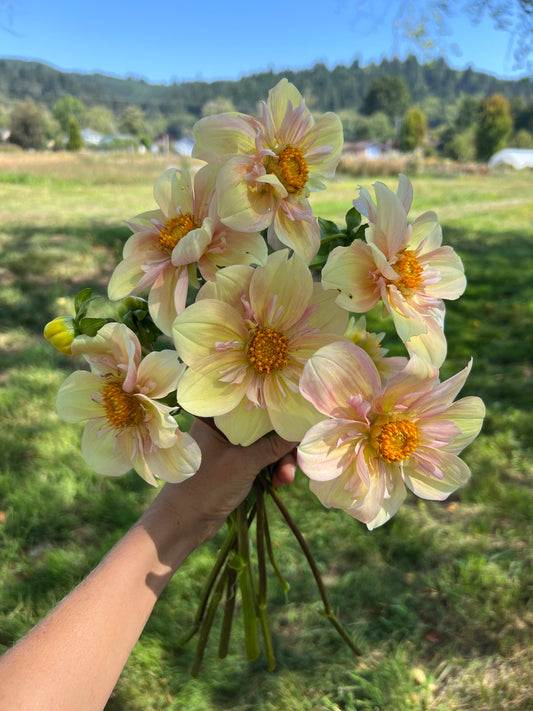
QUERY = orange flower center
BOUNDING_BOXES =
[393,249,424,295]
[247,327,289,374]
[265,145,309,194]
[102,381,142,429]
[376,420,419,463]
[158,213,197,253]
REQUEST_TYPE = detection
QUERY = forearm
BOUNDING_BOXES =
[0,489,200,711]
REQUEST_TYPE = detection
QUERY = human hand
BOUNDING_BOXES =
[147,419,297,553]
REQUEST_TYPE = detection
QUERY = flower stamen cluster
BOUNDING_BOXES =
[101,380,143,429]
[265,145,309,194]
[375,419,419,463]
[158,213,198,253]
[247,327,289,374]
[393,249,424,295]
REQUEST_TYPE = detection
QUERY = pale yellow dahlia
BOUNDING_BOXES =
[172,250,349,445]
[193,79,343,264]
[56,323,200,485]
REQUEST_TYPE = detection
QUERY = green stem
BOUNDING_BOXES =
[255,482,276,671]
[218,566,237,660]
[258,475,362,657]
[236,500,260,662]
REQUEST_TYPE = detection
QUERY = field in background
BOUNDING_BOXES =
[0,152,532,710]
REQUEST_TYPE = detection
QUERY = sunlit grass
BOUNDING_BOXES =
[1,152,532,710]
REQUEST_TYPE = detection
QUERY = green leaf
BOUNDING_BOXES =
[78,317,109,337]
[345,206,362,235]
[74,288,93,314]
[318,216,342,238]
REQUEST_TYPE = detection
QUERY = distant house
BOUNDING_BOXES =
[488,149,533,170]
[172,137,195,157]
[342,141,391,160]
[80,128,103,146]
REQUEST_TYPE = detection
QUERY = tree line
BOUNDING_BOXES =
[1,56,532,160]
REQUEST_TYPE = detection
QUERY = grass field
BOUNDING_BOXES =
[0,152,532,710]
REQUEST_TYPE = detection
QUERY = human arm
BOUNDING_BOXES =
[0,420,297,711]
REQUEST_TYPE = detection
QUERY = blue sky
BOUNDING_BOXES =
[0,0,528,84]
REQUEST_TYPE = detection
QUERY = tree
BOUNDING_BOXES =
[391,1,533,71]
[476,93,513,160]
[201,97,236,117]
[399,107,428,151]
[67,117,83,151]
[53,95,86,133]
[9,99,47,149]
[85,105,116,134]
[119,105,147,137]
[362,76,411,120]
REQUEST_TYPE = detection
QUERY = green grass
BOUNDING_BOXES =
[1,153,532,710]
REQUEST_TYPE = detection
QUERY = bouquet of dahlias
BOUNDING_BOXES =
[45,79,485,674]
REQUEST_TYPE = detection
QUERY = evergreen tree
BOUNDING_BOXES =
[362,76,411,120]
[67,117,83,151]
[399,107,428,151]
[476,94,513,160]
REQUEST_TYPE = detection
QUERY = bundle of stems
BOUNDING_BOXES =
[179,470,362,676]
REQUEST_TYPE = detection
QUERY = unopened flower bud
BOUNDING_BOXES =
[43,316,77,355]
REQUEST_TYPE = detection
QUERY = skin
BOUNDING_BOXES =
[0,419,297,711]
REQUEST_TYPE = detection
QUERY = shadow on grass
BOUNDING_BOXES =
[0,222,129,337]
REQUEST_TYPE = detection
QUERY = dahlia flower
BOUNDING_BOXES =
[297,341,485,529]
[322,174,466,366]
[192,79,343,264]
[107,166,267,336]
[172,250,349,445]
[55,322,201,485]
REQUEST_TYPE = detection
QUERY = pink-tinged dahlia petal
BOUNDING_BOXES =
[148,263,189,337]
[386,284,429,342]
[136,350,184,398]
[56,371,103,423]
[176,352,251,417]
[81,419,132,477]
[215,398,274,446]
[306,283,350,334]
[196,264,254,311]
[404,448,471,499]
[419,246,466,300]
[216,157,275,232]
[172,224,213,268]
[297,418,363,481]
[192,113,259,162]
[374,354,438,414]
[437,397,486,453]
[396,173,414,214]
[409,211,441,251]
[141,398,183,449]
[266,79,305,131]
[173,299,247,363]
[72,323,141,384]
[270,200,320,264]
[153,168,193,217]
[107,231,163,300]
[404,313,447,369]
[322,241,381,313]
[411,358,473,414]
[309,475,360,514]
[366,475,407,530]
[142,430,201,483]
[299,341,381,418]
[353,184,377,223]
[301,112,344,180]
[264,373,323,442]
[249,250,313,330]
[369,181,409,257]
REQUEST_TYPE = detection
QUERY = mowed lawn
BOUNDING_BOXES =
[0,152,532,711]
